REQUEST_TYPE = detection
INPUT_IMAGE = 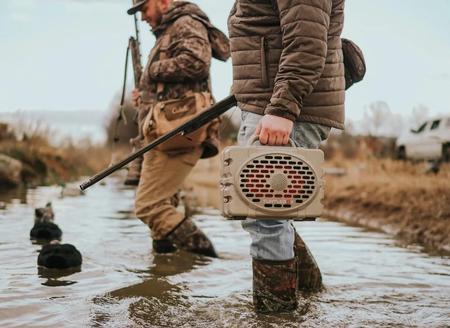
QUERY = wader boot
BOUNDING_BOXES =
[152,239,177,253]
[151,194,182,254]
[252,258,297,313]
[294,231,323,292]
[166,218,218,258]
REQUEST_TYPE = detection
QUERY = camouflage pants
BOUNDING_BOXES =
[238,111,331,260]
[134,146,202,240]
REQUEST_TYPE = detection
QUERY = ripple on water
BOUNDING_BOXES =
[0,177,449,327]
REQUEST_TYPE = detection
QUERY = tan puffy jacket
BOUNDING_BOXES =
[228,0,345,129]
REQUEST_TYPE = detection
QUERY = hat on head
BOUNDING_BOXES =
[127,0,148,15]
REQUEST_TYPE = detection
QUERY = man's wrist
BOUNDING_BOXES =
[264,108,297,122]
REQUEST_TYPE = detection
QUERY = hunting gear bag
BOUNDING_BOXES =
[142,91,214,152]
[342,38,366,90]
[220,137,324,220]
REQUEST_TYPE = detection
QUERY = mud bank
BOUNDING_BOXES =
[323,159,450,255]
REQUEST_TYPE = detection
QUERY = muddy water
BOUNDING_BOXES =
[0,177,449,328]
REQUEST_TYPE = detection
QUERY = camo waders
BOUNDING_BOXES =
[252,258,297,313]
[294,230,323,292]
[166,218,217,258]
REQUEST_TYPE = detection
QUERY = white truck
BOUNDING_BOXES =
[396,115,450,161]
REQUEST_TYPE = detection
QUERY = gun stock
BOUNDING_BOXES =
[79,95,237,191]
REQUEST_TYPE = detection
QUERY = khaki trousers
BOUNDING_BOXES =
[134,147,202,240]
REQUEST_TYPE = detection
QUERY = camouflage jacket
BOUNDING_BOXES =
[139,1,229,158]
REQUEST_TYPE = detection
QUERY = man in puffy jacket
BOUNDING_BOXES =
[128,0,230,257]
[228,0,345,313]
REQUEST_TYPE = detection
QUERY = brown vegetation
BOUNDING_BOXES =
[323,157,450,255]
[0,123,111,190]
[322,131,450,254]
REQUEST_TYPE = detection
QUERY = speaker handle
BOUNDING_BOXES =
[247,135,296,147]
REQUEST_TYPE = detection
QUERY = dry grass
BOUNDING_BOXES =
[0,129,112,188]
[324,158,450,254]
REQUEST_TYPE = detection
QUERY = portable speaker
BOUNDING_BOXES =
[220,138,324,220]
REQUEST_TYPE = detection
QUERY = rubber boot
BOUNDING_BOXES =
[252,258,297,313]
[166,218,218,258]
[151,193,182,254]
[294,231,323,292]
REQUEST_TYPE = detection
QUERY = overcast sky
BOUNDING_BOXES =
[1,0,449,122]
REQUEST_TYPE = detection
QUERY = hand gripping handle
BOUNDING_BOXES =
[247,135,297,147]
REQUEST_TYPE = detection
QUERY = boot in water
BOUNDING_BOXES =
[152,238,177,254]
[166,218,217,258]
[252,258,297,313]
[294,231,323,292]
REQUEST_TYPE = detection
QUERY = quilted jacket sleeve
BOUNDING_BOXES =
[265,0,332,121]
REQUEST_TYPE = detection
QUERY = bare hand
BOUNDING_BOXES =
[254,114,293,145]
[132,89,141,108]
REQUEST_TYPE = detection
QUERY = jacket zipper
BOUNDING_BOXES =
[260,36,269,87]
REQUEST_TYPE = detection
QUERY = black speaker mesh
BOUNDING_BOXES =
[238,154,316,210]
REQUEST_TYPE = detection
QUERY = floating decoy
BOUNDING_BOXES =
[30,203,62,241]
[37,240,82,270]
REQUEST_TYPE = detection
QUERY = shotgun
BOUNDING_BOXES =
[111,7,142,142]
[79,95,237,191]
[129,9,142,88]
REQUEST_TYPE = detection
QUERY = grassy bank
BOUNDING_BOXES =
[0,124,111,190]
[323,158,450,255]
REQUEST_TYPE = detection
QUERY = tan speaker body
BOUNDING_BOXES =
[220,145,324,220]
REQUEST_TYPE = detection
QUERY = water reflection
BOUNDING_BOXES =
[110,252,203,300]
[0,179,449,328]
[41,279,78,287]
[91,252,208,327]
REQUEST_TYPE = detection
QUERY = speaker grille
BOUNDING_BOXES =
[238,154,317,210]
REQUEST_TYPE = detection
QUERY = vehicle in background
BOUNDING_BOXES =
[395,115,450,161]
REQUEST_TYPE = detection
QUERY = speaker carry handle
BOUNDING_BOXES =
[247,135,297,147]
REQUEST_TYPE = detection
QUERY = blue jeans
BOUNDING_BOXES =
[238,111,331,261]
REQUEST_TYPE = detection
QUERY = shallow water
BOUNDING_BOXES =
[0,177,449,328]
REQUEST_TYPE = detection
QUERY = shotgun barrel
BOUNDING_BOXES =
[79,95,237,191]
